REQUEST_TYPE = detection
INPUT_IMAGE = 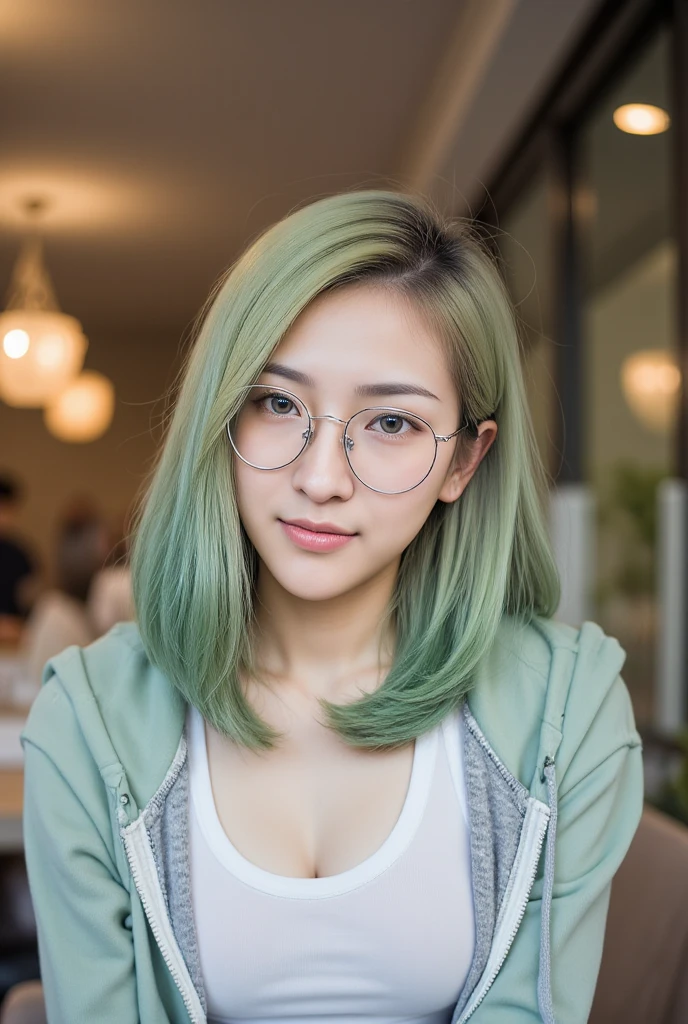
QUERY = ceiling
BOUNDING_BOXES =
[0,0,602,343]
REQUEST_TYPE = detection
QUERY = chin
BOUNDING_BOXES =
[260,553,365,601]
[275,571,359,603]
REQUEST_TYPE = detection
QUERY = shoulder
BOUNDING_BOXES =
[469,614,581,723]
[468,615,639,792]
[35,619,151,703]
[78,619,147,680]
[21,621,186,807]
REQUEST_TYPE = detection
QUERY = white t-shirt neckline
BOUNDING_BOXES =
[187,702,440,899]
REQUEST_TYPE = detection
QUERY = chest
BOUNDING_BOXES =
[204,704,416,880]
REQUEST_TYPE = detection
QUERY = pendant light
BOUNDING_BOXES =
[44,369,115,443]
[0,198,88,407]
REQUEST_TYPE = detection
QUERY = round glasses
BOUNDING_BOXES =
[226,384,467,495]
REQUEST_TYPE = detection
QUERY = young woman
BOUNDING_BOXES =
[21,191,643,1024]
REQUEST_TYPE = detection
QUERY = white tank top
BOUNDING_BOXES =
[188,702,475,1024]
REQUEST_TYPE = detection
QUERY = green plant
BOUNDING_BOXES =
[596,463,668,604]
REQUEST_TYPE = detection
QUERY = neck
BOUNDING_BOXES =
[250,559,399,701]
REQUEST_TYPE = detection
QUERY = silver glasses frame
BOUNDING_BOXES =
[225,384,468,495]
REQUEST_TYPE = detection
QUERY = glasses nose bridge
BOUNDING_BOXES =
[309,413,348,425]
[305,412,349,449]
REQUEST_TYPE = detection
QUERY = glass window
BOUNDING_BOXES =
[580,26,676,725]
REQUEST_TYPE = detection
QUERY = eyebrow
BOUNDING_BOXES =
[261,362,440,401]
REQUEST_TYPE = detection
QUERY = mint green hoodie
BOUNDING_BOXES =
[20,615,643,1023]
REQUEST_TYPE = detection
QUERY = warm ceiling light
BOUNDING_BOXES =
[613,103,671,135]
[44,370,115,443]
[0,199,88,407]
[0,309,87,405]
[3,328,29,359]
[621,349,681,433]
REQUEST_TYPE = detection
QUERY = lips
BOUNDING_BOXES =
[279,518,356,536]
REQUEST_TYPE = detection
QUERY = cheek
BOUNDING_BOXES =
[232,462,273,541]
[368,490,439,553]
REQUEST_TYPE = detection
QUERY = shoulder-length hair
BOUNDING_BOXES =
[131,191,559,751]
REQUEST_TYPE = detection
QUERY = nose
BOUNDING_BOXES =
[290,415,355,502]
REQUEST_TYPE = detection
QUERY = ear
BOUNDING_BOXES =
[437,420,498,504]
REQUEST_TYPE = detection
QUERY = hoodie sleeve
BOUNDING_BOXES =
[21,679,140,1024]
[469,659,644,1021]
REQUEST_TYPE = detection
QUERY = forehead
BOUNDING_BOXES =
[270,286,452,393]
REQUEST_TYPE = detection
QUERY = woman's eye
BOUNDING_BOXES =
[258,393,296,415]
[371,414,412,435]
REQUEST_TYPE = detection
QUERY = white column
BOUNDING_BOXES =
[656,478,688,733]
[549,483,596,628]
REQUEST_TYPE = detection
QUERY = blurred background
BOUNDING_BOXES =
[0,0,687,1011]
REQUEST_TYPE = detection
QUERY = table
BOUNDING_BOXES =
[0,643,33,851]
[0,692,31,853]
[0,768,23,851]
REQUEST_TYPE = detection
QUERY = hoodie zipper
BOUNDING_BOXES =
[456,802,548,1019]
[450,729,552,1024]
[120,807,205,1024]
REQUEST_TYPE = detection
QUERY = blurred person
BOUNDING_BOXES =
[87,510,135,635]
[21,192,643,1024]
[0,473,39,644]
[19,499,109,690]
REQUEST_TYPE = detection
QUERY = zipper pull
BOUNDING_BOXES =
[541,755,555,783]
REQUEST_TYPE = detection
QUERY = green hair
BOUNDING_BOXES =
[130,190,560,751]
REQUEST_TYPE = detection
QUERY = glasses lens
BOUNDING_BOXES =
[228,386,309,469]
[346,408,437,492]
